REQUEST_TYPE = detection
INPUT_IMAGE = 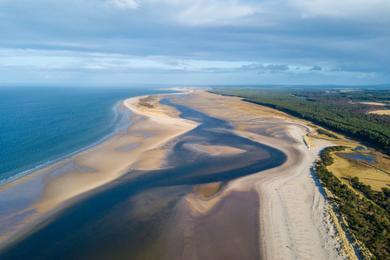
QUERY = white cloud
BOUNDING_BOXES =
[0,0,389,84]
[107,0,260,25]
[106,0,390,26]
[172,0,259,25]
[0,48,377,77]
[108,0,139,9]
[290,0,390,18]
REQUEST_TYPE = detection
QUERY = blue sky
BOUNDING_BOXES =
[0,0,389,86]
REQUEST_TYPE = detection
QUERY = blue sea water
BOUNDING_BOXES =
[0,86,166,183]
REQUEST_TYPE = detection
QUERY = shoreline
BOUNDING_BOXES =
[0,92,198,249]
[0,101,129,187]
[0,90,185,187]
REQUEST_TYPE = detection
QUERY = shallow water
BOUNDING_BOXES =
[0,95,286,259]
[341,152,375,163]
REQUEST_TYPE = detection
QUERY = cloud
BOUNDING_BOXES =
[290,0,390,19]
[0,0,389,85]
[238,63,291,74]
[173,0,259,26]
[2,48,382,78]
[310,65,322,71]
[108,0,139,9]
[117,0,261,26]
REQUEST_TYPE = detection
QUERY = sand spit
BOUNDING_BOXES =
[183,143,245,157]
[358,101,386,106]
[171,91,352,260]
[0,94,197,248]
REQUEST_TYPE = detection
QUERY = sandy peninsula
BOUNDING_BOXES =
[165,90,353,260]
[0,94,197,249]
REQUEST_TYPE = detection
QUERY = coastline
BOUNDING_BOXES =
[0,101,129,187]
[0,93,198,249]
[1,90,358,259]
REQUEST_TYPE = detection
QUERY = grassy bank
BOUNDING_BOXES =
[328,149,390,192]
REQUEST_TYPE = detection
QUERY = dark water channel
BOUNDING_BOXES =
[1,97,286,260]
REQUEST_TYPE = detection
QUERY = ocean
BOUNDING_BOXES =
[0,86,166,184]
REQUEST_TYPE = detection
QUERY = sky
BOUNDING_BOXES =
[0,0,389,86]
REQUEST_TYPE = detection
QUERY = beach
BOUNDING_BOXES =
[165,91,350,260]
[0,90,350,259]
[0,94,198,249]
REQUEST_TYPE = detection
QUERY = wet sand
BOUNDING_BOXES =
[160,191,260,260]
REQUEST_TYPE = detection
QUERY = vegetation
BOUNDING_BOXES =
[317,128,339,139]
[138,96,157,108]
[211,89,390,155]
[316,147,390,259]
[348,177,390,214]
[328,151,390,192]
